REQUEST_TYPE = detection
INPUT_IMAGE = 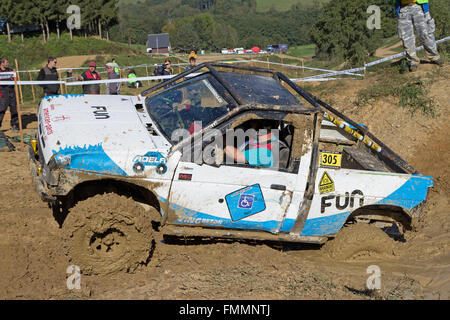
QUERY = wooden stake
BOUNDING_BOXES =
[301,59,304,74]
[177,58,181,74]
[29,72,36,101]
[145,65,150,85]
[14,59,24,105]
[57,70,64,95]
[13,70,24,150]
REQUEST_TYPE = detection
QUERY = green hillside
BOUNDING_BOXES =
[256,0,330,12]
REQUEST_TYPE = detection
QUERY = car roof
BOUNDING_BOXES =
[141,62,319,114]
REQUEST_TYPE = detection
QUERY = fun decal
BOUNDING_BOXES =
[225,184,266,222]
[91,106,110,120]
[133,151,167,175]
[321,190,364,214]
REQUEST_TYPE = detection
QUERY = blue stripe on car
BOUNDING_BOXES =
[53,143,127,176]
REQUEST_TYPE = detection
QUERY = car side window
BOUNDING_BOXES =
[146,76,231,142]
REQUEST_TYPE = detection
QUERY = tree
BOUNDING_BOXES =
[310,0,391,66]
[173,22,201,52]
[0,0,14,42]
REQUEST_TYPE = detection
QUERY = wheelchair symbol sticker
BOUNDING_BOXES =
[238,194,254,209]
[225,184,266,222]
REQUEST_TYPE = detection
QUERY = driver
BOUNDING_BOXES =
[224,120,287,168]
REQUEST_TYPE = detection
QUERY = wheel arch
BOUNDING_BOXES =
[54,178,163,226]
[345,204,412,230]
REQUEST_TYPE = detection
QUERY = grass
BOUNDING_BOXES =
[356,65,436,116]
[287,44,316,58]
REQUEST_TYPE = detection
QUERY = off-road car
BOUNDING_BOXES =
[29,63,433,274]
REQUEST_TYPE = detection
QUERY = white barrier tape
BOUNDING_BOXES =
[0,72,17,79]
[300,69,365,80]
[0,73,345,86]
[17,67,106,73]
[15,60,258,74]
[251,59,362,75]
[0,80,66,85]
[292,77,359,82]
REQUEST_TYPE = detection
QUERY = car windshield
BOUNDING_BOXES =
[218,72,300,106]
[146,75,232,142]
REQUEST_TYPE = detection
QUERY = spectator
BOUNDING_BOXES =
[127,69,143,88]
[111,58,120,74]
[0,57,18,131]
[105,63,120,95]
[186,56,197,71]
[394,0,444,72]
[162,59,173,76]
[36,57,60,97]
[80,62,101,94]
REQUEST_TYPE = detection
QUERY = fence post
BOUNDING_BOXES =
[29,72,36,101]
[58,70,64,95]
[13,70,24,150]
[145,65,150,85]
[14,59,24,105]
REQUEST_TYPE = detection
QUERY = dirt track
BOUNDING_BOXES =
[0,63,448,300]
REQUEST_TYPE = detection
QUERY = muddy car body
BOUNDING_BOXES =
[29,63,433,273]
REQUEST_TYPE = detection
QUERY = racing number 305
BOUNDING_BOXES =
[320,151,342,168]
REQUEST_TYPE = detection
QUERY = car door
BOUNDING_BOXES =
[166,113,314,235]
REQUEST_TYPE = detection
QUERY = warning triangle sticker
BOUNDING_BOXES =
[319,172,334,194]
[319,172,333,186]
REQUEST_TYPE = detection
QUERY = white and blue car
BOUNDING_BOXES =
[29,63,433,274]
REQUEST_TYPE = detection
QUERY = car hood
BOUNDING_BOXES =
[37,94,171,176]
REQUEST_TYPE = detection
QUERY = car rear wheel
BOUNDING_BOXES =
[63,193,155,275]
[322,223,395,260]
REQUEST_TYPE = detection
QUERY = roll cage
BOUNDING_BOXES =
[141,62,418,176]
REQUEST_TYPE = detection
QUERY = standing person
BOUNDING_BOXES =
[163,59,173,76]
[0,58,18,131]
[186,56,197,71]
[394,0,444,72]
[111,58,120,75]
[36,57,60,97]
[105,63,120,95]
[80,62,101,94]
[127,69,143,88]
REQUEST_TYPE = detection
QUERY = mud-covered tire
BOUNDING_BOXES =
[63,193,155,275]
[322,223,395,260]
